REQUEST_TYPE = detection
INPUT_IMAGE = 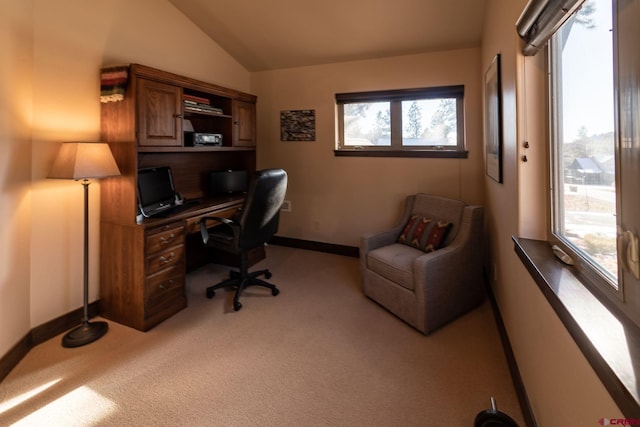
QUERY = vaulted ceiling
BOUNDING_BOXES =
[168,0,488,71]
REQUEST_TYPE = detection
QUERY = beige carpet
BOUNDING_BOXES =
[0,246,524,426]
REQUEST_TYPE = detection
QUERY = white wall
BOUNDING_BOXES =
[252,48,484,247]
[482,0,622,423]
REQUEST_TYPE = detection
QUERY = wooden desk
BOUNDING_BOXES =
[99,64,260,331]
[100,196,245,331]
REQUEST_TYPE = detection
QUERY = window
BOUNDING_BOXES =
[549,0,617,287]
[527,0,640,412]
[335,86,466,157]
[548,0,640,321]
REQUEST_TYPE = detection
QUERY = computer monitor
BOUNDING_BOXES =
[137,166,176,217]
[208,169,248,196]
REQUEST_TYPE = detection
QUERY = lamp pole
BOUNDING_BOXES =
[62,178,108,347]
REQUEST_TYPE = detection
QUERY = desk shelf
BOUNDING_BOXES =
[136,146,255,153]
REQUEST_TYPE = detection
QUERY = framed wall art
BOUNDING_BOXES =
[280,109,316,141]
[484,54,503,183]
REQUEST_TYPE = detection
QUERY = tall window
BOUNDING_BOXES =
[549,0,618,288]
[335,86,465,157]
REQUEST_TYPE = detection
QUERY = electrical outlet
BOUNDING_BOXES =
[281,200,291,212]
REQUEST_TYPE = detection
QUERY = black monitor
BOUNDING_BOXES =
[137,166,176,217]
[208,169,248,196]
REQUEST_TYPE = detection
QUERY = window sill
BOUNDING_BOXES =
[513,237,640,417]
[334,149,468,158]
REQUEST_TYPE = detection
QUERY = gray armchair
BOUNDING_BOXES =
[360,194,485,334]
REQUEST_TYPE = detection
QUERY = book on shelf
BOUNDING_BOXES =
[183,102,224,115]
[183,94,210,105]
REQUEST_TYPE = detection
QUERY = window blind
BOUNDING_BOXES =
[516,0,586,55]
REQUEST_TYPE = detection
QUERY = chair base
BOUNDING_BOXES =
[206,268,279,311]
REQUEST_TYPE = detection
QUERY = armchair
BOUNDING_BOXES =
[199,169,288,311]
[360,194,485,334]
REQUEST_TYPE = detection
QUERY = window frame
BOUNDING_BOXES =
[516,0,640,417]
[547,0,635,312]
[548,38,623,304]
[335,85,467,158]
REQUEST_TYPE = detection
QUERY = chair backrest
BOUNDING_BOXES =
[410,194,467,246]
[238,168,288,249]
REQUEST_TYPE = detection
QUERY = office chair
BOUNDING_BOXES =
[199,168,288,311]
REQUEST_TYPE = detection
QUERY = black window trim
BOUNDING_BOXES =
[335,85,465,104]
[334,148,468,158]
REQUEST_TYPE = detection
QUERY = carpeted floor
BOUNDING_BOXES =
[0,245,524,426]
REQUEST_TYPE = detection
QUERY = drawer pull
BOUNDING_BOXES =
[159,234,175,245]
[159,253,175,265]
[158,279,175,291]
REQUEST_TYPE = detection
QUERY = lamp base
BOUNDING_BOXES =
[62,320,108,348]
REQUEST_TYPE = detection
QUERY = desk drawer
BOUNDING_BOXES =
[146,266,184,302]
[147,224,185,254]
[184,206,238,235]
[147,245,185,275]
[144,292,187,326]
[145,267,185,318]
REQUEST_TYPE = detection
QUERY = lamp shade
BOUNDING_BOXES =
[48,142,120,180]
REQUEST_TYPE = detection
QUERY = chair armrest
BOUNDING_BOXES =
[412,206,485,332]
[361,195,416,255]
[413,243,470,285]
[361,227,403,253]
[412,240,481,302]
[360,196,415,277]
[199,216,236,245]
[413,205,483,290]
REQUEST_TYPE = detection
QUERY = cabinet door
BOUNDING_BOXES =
[138,79,182,147]
[232,100,256,147]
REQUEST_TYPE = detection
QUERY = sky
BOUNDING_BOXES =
[560,0,614,142]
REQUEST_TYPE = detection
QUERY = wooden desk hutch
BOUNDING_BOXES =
[99,64,257,331]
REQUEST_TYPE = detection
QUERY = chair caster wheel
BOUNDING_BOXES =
[233,301,242,311]
[265,271,272,279]
[272,288,280,296]
[206,289,215,299]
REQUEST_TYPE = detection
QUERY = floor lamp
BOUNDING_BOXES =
[48,142,121,348]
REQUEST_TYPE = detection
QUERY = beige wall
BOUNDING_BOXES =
[0,0,250,355]
[482,0,622,423]
[252,49,484,247]
[0,0,627,421]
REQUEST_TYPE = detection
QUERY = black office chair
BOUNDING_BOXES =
[199,168,288,311]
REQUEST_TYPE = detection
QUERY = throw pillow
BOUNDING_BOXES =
[398,215,451,252]
[423,220,452,253]
[397,215,432,248]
